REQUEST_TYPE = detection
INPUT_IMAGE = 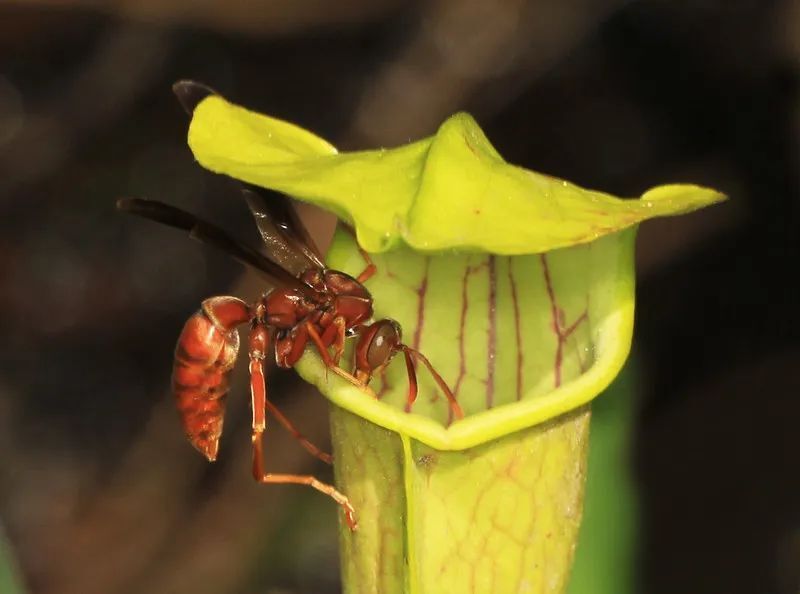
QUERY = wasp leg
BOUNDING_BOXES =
[355,253,376,284]
[305,321,377,397]
[252,440,357,531]
[342,225,377,283]
[280,323,308,368]
[320,316,347,366]
[262,326,332,462]
[249,323,355,529]
[265,400,332,465]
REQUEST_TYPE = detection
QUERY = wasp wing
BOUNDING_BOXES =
[117,197,313,293]
[242,187,325,277]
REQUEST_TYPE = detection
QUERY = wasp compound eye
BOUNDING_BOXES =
[365,319,402,370]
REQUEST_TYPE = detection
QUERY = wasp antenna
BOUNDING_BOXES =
[403,346,465,420]
[172,80,217,115]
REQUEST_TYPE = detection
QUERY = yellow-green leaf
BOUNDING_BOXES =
[187,93,724,254]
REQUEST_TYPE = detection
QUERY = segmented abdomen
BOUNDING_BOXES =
[172,312,240,461]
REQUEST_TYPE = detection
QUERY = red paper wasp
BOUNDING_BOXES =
[118,184,463,530]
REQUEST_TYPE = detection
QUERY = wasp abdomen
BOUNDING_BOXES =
[172,297,249,461]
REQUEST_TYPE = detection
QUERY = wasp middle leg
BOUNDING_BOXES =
[249,322,356,529]
[342,224,377,283]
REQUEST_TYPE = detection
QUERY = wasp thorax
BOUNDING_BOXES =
[264,288,317,328]
[323,270,370,299]
[300,268,325,291]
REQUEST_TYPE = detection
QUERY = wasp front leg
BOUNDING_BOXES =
[319,315,347,366]
[304,321,375,394]
[275,319,374,396]
[248,323,356,530]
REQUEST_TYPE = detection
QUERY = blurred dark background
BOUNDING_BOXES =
[0,1,797,593]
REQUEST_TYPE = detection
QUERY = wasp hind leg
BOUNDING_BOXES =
[264,399,332,465]
[248,323,356,529]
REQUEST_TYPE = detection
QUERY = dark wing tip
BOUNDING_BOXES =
[240,187,265,215]
[116,197,139,212]
[172,80,217,115]
[115,197,197,232]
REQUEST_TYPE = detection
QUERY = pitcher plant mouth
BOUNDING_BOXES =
[178,80,725,448]
[292,226,634,451]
